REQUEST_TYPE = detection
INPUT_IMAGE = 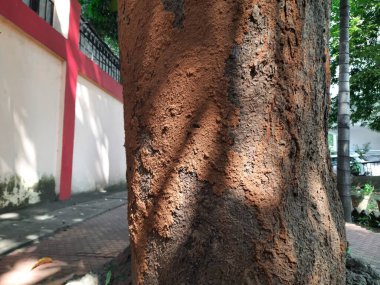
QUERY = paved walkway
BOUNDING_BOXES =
[0,192,379,285]
[0,191,127,256]
[346,223,380,272]
[0,193,129,285]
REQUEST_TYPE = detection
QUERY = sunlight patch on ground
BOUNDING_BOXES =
[0,213,19,220]
[73,218,84,222]
[0,258,67,285]
[0,239,18,252]
[25,235,39,240]
[33,214,55,221]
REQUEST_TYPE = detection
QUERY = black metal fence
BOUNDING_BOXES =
[23,1,121,83]
[23,0,54,25]
[79,18,121,82]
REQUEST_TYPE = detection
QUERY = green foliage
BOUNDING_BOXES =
[354,142,371,159]
[327,133,334,152]
[357,215,370,226]
[353,183,375,196]
[352,209,380,229]
[367,195,379,212]
[329,0,380,131]
[78,0,119,54]
[361,183,374,196]
[346,246,352,256]
[105,270,112,285]
[350,161,361,176]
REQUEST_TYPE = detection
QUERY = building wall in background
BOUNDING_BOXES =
[349,126,380,155]
[0,0,124,210]
[329,126,380,156]
[52,0,71,38]
[72,76,126,193]
[0,18,64,204]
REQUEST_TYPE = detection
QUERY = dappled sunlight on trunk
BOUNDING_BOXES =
[119,0,346,283]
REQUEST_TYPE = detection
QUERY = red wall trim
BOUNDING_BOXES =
[0,0,123,200]
[59,65,78,200]
[0,0,66,58]
[78,52,123,102]
[0,0,122,101]
[59,0,81,200]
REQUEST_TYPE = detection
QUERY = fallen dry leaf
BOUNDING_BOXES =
[31,257,54,270]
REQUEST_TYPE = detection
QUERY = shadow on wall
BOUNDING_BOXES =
[72,76,126,194]
[0,18,64,210]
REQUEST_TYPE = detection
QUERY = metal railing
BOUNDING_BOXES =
[79,18,121,82]
[23,0,54,25]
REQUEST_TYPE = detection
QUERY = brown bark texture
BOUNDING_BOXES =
[118,0,346,284]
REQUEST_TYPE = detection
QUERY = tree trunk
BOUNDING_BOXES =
[118,1,346,284]
[337,0,352,222]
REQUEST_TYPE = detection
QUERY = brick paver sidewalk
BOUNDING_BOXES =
[0,209,378,285]
[0,205,129,285]
[346,223,380,272]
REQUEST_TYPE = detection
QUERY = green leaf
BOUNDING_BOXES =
[329,0,380,131]
[109,0,117,12]
[105,270,112,285]
[79,0,119,54]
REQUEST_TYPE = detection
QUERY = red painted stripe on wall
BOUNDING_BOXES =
[0,0,122,100]
[78,52,123,102]
[0,0,123,200]
[59,0,81,200]
[0,0,66,58]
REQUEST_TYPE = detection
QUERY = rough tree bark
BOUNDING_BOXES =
[337,0,352,222]
[118,0,347,284]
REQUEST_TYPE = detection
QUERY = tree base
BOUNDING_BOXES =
[65,248,380,285]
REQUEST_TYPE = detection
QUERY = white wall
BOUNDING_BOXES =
[22,0,71,38]
[0,18,65,189]
[350,126,380,154]
[71,76,126,193]
[329,126,380,155]
[52,0,71,38]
